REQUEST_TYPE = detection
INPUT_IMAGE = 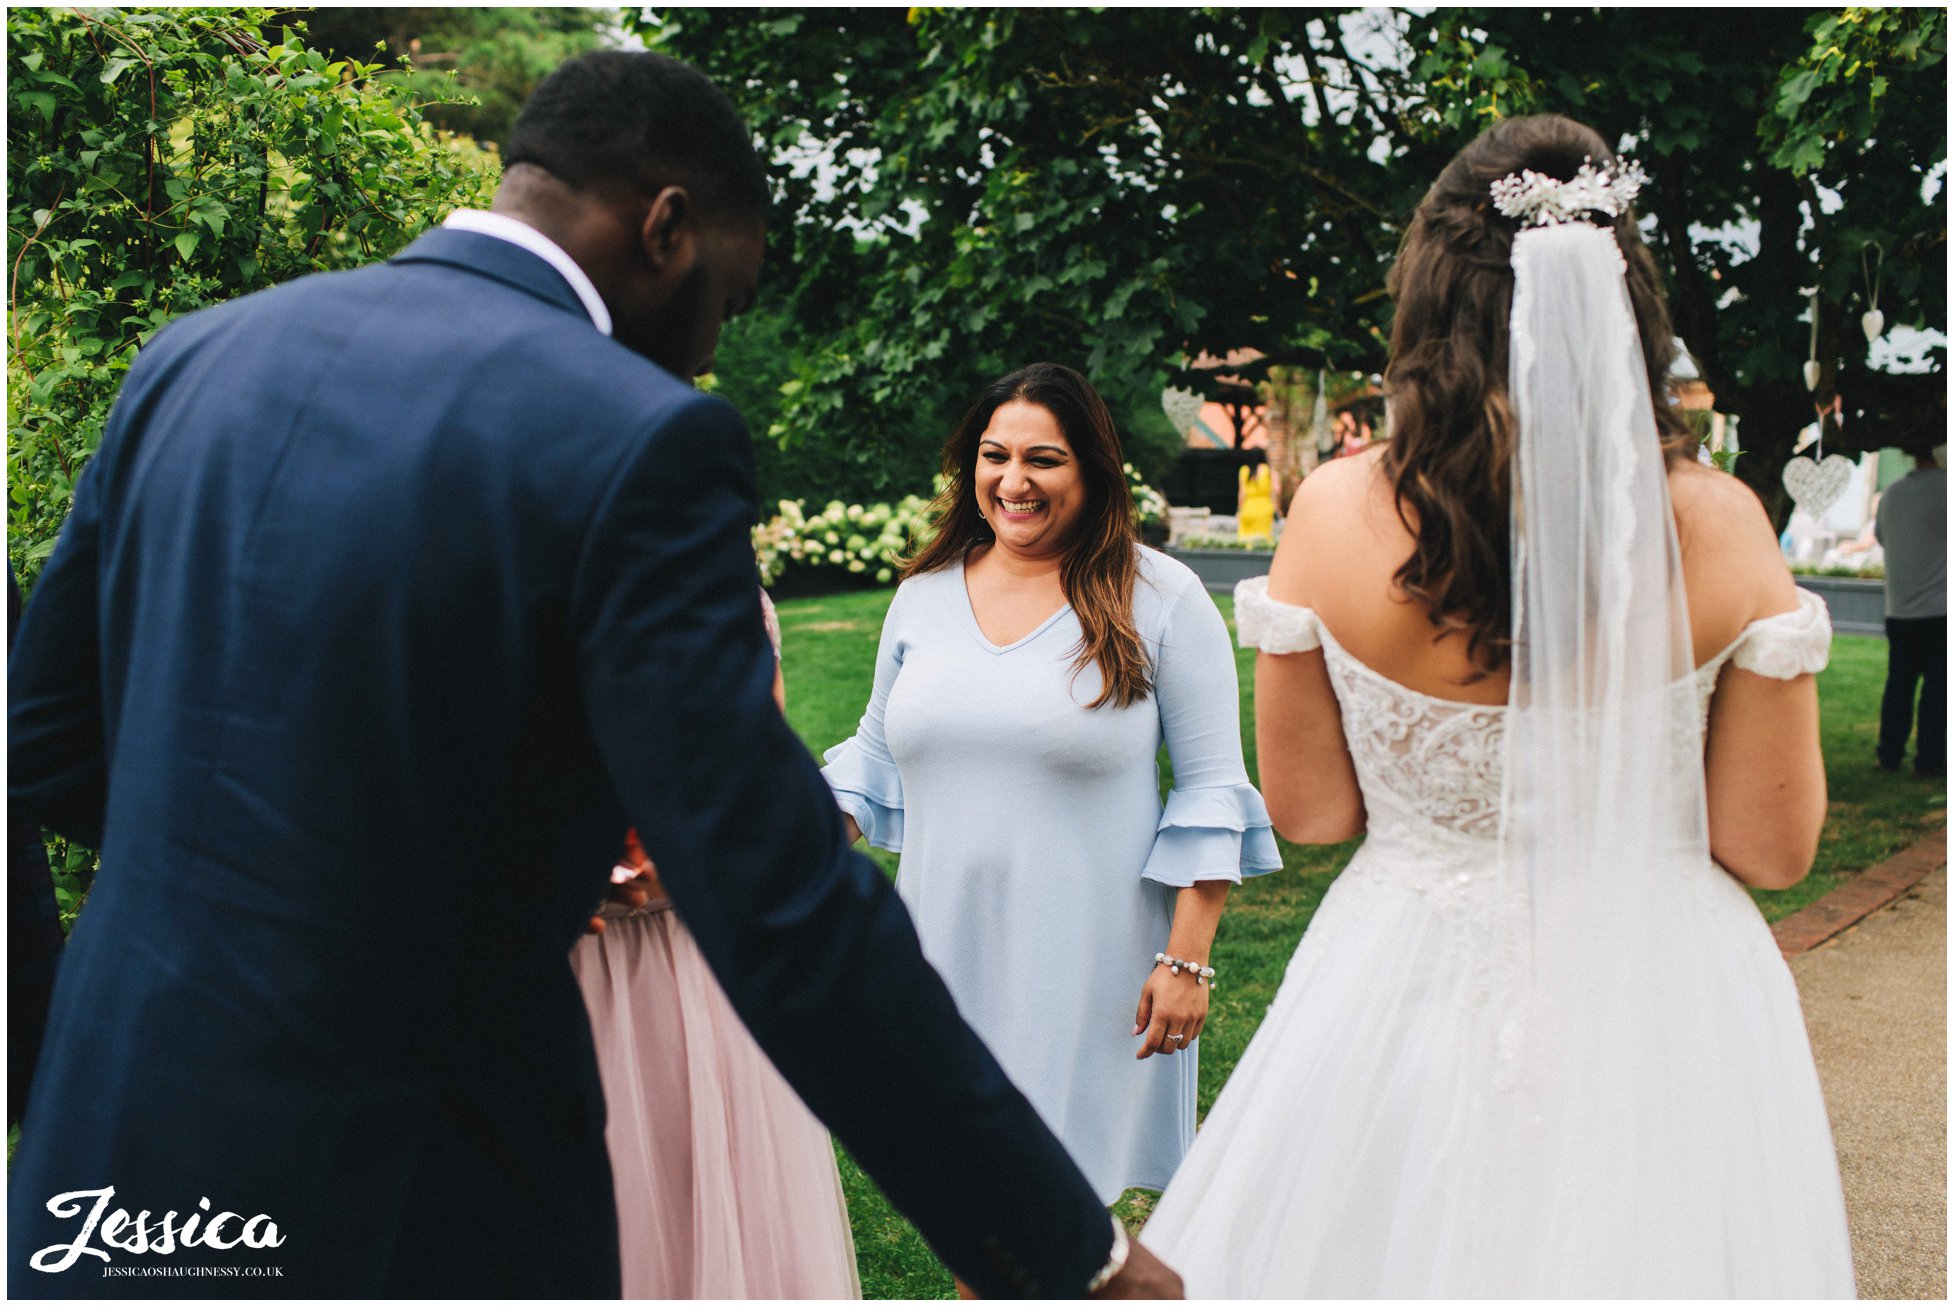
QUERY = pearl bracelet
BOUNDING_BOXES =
[1154,951,1217,991]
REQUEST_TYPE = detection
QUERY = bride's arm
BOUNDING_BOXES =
[1255,477,1364,844]
[1686,476,1827,889]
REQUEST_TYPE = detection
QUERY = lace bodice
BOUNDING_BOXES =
[1234,578,1832,857]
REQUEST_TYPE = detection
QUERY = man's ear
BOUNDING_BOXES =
[638,185,695,275]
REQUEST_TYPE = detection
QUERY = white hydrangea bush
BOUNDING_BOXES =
[753,466,1168,586]
[753,494,936,585]
[1125,462,1168,529]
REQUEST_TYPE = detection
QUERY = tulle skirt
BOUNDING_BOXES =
[571,904,861,1299]
[1145,845,1856,1297]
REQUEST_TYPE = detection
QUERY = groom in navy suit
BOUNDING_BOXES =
[9,52,1177,1298]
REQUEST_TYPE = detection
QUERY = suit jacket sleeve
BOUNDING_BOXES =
[570,393,1113,1298]
[10,453,109,848]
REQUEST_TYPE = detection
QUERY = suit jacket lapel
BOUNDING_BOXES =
[390,228,596,327]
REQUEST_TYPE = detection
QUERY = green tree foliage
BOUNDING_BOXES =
[7,6,497,585]
[638,8,1393,501]
[645,8,1944,522]
[271,7,613,146]
[707,290,942,512]
[708,289,1186,509]
[1420,7,1946,520]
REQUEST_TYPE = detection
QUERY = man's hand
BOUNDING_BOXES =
[1090,1237,1183,1299]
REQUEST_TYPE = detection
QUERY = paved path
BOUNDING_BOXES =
[1790,860,1946,1299]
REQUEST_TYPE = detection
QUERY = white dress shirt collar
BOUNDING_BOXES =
[441,209,613,337]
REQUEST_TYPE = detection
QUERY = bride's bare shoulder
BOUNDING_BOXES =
[1286,446,1393,528]
[1669,459,1800,641]
[1270,447,1402,601]
[1670,461,1777,562]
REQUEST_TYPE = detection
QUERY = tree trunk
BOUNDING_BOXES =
[1727,385,1811,532]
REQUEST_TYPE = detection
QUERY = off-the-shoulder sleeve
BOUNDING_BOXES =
[1234,575,1322,654]
[1730,588,1832,680]
[820,587,907,851]
[1141,580,1283,887]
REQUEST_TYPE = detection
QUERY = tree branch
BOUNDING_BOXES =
[1292,24,1334,136]
[1657,209,1746,411]
[1329,21,1403,152]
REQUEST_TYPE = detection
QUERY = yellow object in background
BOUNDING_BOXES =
[1238,464,1274,539]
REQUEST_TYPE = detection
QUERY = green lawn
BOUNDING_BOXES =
[776,587,1945,1298]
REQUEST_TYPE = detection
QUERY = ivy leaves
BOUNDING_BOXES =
[7,7,497,587]
[1765,8,1946,176]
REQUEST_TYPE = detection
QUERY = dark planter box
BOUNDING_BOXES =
[1164,448,1268,516]
[1796,576,1886,638]
[1167,546,1274,595]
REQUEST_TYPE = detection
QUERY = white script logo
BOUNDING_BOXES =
[30,1188,285,1273]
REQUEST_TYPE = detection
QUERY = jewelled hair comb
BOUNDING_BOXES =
[1489,157,1648,228]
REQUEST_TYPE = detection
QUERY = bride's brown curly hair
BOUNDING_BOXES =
[1383,114,1694,677]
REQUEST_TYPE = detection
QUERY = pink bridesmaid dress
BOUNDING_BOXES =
[571,592,861,1298]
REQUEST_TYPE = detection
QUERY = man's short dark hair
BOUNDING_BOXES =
[505,51,769,221]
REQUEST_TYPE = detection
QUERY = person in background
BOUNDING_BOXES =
[1874,442,1946,775]
[823,362,1278,1296]
[1237,463,1275,539]
[571,590,860,1299]
[7,50,1177,1297]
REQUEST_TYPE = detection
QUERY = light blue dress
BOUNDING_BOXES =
[822,545,1280,1201]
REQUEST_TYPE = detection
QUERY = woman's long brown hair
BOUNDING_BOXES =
[1383,113,1694,677]
[903,363,1150,709]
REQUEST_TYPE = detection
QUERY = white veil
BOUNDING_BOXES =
[1503,220,1704,959]
[1482,218,1730,1286]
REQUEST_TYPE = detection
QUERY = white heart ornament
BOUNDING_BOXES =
[1160,386,1206,436]
[1802,359,1823,392]
[1781,453,1855,517]
[1862,309,1885,344]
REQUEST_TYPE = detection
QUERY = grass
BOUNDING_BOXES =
[1767,632,1948,916]
[774,588,1945,1298]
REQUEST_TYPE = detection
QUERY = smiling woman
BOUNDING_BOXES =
[907,364,1156,711]
[820,363,1280,1291]
[976,402,1084,550]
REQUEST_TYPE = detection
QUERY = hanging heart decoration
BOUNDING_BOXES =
[1860,240,1885,347]
[1781,453,1855,517]
[1160,386,1206,436]
[1803,286,1823,392]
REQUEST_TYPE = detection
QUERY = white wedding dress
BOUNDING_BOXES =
[1144,580,1855,1297]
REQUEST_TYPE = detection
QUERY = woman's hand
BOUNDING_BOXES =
[1133,963,1210,1059]
[585,834,667,935]
[1134,882,1230,1056]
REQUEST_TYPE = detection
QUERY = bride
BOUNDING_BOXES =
[1145,115,1855,1297]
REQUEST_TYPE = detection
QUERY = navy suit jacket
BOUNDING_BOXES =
[8,229,1110,1297]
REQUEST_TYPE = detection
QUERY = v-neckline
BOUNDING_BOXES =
[957,555,1073,654]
